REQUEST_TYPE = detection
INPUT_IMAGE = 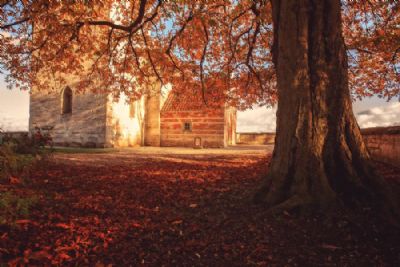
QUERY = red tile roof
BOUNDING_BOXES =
[162,90,218,112]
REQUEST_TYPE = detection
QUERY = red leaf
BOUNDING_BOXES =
[321,244,341,250]
[30,250,52,260]
[55,223,71,229]
[15,219,31,224]
[8,257,22,267]
[58,252,71,260]
[10,177,22,185]
[132,223,142,228]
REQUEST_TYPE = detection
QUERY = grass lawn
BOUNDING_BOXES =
[51,147,119,154]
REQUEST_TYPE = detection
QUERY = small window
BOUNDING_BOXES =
[183,122,192,132]
[129,101,136,118]
[62,87,72,114]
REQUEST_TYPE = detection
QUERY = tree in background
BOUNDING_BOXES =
[1,0,399,215]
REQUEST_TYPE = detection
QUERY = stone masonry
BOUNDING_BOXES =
[362,126,400,166]
[30,90,108,147]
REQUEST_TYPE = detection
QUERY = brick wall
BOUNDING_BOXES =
[160,109,226,148]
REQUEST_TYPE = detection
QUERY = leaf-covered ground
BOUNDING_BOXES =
[1,146,399,266]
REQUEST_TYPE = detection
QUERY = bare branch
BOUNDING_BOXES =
[200,19,209,105]
[141,27,163,86]
[166,10,194,76]
[0,17,30,29]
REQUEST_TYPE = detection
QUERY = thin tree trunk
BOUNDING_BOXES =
[255,0,399,217]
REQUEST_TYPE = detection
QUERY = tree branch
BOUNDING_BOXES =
[0,17,30,29]
[200,19,209,105]
[141,27,163,86]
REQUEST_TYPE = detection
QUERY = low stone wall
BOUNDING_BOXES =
[236,128,400,166]
[236,132,276,145]
[362,126,400,166]
[0,131,29,144]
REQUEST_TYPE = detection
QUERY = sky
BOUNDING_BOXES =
[0,78,30,132]
[237,99,400,133]
[0,75,399,132]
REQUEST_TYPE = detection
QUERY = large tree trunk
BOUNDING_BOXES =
[255,0,398,216]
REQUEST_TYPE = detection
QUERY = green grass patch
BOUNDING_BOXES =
[15,154,36,171]
[0,192,37,226]
[52,146,118,154]
[1,144,35,181]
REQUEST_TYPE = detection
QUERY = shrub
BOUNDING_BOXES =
[33,126,53,148]
[0,192,37,226]
[1,127,53,155]
[0,143,18,181]
[0,128,40,226]
[0,127,53,181]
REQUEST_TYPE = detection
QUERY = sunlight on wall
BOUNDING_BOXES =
[161,83,172,109]
[109,93,144,146]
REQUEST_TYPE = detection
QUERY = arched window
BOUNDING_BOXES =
[62,87,72,114]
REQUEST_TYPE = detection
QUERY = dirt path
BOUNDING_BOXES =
[1,146,399,266]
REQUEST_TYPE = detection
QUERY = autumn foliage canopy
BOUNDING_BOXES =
[0,0,399,108]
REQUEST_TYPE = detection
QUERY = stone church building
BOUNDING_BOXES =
[28,2,236,148]
[29,85,236,148]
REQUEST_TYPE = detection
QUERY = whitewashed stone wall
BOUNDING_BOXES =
[144,94,161,147]
[105,94,144,147]
[29,90,108,147]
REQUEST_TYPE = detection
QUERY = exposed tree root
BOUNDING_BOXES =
[254,169,400,225]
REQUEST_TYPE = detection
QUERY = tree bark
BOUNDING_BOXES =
[255,0,399,216]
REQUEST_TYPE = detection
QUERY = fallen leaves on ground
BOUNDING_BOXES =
[0,149,399,266]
